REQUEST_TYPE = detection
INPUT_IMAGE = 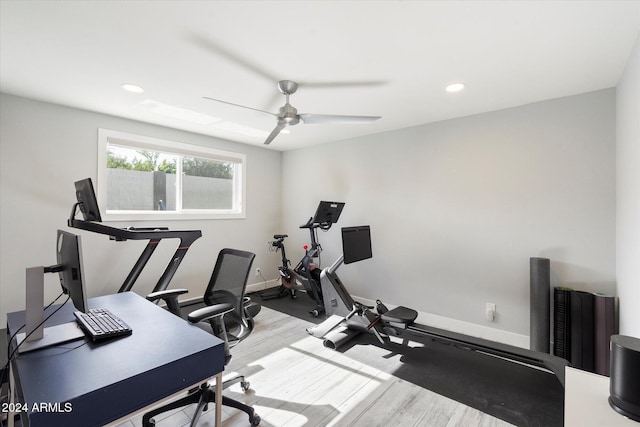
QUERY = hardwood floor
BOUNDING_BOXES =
[115,307,514,427]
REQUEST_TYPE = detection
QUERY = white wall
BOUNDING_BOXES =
[282,89,617,342]
[0,94,282,328]
[616,34,640,338]
[2,84,630,341]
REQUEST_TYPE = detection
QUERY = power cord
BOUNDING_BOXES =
[5,292,69,362]
[1,292,69,427]
[258,270,269,285]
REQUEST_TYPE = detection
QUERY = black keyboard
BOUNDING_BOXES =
[74,308,132,341]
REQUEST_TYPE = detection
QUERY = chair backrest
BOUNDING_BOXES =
[203,248,256,337]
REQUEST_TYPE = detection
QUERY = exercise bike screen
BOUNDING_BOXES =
[342,226,372,264]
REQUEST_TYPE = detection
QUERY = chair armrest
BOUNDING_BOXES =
[146,289,188,316]
[146,288,189,302]
[188,303,234,324]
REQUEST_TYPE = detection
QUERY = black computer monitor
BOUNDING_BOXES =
[312,201,345,226]
[56,229,89,313]
[342,225,373,264]
[74,178,102,222]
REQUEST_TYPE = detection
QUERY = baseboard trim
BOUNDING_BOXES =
[164,280,280,309]
[246,279,280,294]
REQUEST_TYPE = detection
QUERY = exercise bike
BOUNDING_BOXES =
[262,201,345,317]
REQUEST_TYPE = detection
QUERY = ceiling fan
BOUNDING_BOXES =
[204,80,381,145]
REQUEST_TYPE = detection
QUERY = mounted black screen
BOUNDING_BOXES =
[312,201,345,226]
[342,225,372,264]
[74,178,102,222]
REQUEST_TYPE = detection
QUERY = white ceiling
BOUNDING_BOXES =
[1,1,639,151]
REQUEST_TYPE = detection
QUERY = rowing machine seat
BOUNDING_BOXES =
[381,306,418,327]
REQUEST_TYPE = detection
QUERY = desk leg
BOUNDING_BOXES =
[8,366,15,427]
[215,373,222,427]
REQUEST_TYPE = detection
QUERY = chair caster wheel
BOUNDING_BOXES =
[251,413,261,426]
[310,309,319,317]
[241,381,251,392]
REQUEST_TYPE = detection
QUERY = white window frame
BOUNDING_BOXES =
[97,128,246,221]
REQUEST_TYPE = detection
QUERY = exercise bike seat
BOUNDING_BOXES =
[381,306,418,328]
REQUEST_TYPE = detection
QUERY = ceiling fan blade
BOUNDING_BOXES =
[188,33,280,82]
[203,96,276,117]
[299,114,381,124]
[298,80,388,89]
[264,122,287,145]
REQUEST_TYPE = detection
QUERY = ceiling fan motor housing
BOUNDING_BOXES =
[279,103,300,125]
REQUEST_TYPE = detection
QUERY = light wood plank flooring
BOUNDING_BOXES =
[115,307,514,427]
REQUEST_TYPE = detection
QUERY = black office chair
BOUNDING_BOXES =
[143,248,261,427]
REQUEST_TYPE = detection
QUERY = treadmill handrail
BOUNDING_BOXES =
[68,218,202,293]
[68,218,202,243]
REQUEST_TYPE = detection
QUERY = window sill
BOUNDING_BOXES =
[102,211,246,222]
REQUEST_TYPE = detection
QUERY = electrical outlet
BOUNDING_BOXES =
[255,267,261,277]
[486,303,496,322]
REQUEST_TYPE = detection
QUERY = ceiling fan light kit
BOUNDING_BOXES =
[205,80,381,145]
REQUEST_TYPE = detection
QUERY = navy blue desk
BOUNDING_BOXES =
[6,292,225,427]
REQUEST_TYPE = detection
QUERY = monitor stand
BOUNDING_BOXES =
[15,266,84,354]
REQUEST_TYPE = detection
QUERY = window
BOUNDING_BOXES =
[97,129,245,220]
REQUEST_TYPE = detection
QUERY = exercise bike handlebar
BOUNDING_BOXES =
[300,217,333,231]
[300,217,315,229]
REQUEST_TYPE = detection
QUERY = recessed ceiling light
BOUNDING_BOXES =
[446,83,465,93]
[121,83,145,94]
